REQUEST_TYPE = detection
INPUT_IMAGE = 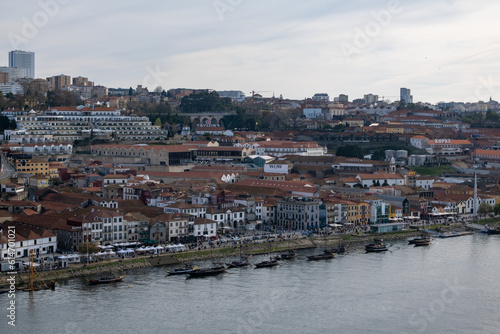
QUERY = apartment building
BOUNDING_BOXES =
[10,107,165,143]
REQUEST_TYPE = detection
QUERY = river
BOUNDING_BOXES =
[2,233,500,334]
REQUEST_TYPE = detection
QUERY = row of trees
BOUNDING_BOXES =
[0,89,81,111]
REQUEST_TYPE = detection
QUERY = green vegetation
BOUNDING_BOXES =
[179,91,232,113]
[410,165,455,176]
[336,144,364,158]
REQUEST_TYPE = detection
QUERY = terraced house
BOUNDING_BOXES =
[6,107,165,143]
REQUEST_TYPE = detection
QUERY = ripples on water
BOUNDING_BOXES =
[2,234,500,334]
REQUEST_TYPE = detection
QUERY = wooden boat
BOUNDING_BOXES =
[254,257,279,268]
[486,228,500,235]
[227,245,251,268]
[413,238,432,246]
[408,235,430,244]
[365,239,388,252]
[226,257,251,268]
[166,266,198,275]
[187,264,226,277]
[332,239,347,254]
[88,275,126,284]
[278,249,297,260]
[307,249,335,261]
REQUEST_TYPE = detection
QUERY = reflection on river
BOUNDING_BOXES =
[3,234,500,334]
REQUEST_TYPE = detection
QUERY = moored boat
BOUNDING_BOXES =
[408,235,429,244]
[307,249,335,261]
[166,266,198,275]
[187,264,226,277]
[226,257,251,268]
[365,239,388,252]
[486,228,500,235]
[413,238,432,246]
[278,250,297,260]
[254,258,280,268]
[88,275,126,284]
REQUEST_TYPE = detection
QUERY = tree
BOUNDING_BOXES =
[0,91,6,110]
[0,116,10,131]
[46,89,79,107]
[372,148,386,161]
[179,91,231,113]
[336,145,363,158]
[382,180,389,186]
[128,87,133,96]
[493,203,500,216]
[478,202,493,218]
[78,242,100,255]
[155,117,162,126]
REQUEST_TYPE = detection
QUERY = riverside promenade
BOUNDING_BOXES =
[0,229,431,286]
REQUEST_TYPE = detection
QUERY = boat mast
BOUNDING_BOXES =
[27,249,34,291]
[472,135,479,220]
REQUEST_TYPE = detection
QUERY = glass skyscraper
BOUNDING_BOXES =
[8,50,35,78]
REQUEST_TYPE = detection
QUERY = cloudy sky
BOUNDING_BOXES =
[1,0,500,103]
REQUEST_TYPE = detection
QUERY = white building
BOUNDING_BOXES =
[12,107,165,143]
[162,201,207,218]
[409,135,429,149]
[193,218,217,237]
[276,199,321,230]
[205,203,246,230]
[356,173,405,188]
[303,108,324,119]
[0,221,57,260]
[251,141,326,157]
[415,176,435,190]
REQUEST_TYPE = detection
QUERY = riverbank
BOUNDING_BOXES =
[0,228,442,286]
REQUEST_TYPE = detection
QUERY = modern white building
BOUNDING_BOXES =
[11,107,165,143]
[0,66,27,83]
[400,87,413,104]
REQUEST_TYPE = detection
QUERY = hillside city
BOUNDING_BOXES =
[1,50,500,264]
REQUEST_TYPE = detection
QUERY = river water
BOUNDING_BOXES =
[2,233,500,334]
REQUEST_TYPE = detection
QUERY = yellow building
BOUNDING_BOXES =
[48,162,64,179]
[15,159,50,176]
[346,200,371,226]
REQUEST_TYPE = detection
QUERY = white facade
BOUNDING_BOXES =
[263,163,289,174]
[416,178,434,190]
[0,226,56,261]
[206,205,246,229]
[276,199,321,230]
[356,174,405,188]
[303,108,323,119]
[410,136,429,149]
[193,219,217,237]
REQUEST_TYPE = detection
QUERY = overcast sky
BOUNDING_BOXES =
[1,0,500,103]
